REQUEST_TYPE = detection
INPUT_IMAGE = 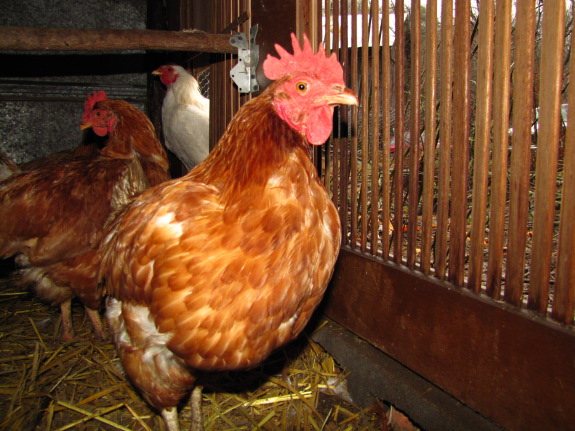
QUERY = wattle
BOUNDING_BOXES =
[306,105,335,145]
[93,125,109,137]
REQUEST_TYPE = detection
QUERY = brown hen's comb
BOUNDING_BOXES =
[82,90,107,123]
[263,33,344,84]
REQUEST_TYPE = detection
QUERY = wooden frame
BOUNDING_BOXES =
[0,26,234,53]
[324,249,575,430]
[307,0,575,429]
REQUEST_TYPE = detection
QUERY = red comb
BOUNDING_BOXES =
[82,91,107,123]
[263,33,344,84]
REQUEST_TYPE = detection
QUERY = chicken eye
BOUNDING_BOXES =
[296,82,308,93]
[96,111,101,117]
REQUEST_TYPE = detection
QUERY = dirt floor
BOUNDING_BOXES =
[0,271,418,431]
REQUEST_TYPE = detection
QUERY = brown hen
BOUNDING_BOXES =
[0,91,169,340]
[99,34,358,431]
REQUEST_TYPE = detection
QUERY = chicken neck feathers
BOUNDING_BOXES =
[96,99,169,186]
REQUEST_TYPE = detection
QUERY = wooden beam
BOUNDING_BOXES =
[0,26,235,53]
[312,320,501,431]
[323,248,575,431]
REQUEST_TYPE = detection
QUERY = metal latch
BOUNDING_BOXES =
[229,25,259,93]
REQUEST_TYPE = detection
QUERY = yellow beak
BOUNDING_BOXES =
[325,87,359,106]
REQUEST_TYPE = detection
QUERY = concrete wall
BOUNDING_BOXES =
[0,0,148,163]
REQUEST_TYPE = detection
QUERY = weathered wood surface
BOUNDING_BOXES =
[323,248,575,431]
[0,26,235,53]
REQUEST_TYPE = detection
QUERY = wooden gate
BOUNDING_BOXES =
[298,0,575,430]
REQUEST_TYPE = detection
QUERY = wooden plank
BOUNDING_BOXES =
[0,25,235,53]
[332,0,341,236]
[448,0,471,286]
[529,0,565,314]
[350,0,359,250]
[297,0,319,46]
[323,0,332,193]
[407,0,421,268]
[486,0,512,299]
[380,0,392,260]
[313,320,502,431]
[553,15,575,325]
[505,0,535,306]
[360,0,369,253]
[393,0,406,263]
[323,248,575,431]
[420,0,437,274]
[435,0,454,279]
[467,0,494,292]
[339,0,351,250]
[370,0,381,257]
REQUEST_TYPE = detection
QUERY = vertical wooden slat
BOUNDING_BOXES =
[407,0,421,268]
[211,0,224,150]
[243,1,251,102]
[420,0,437,274]
[323,0,332,193]
[529,0,565,314]
[316,0,322,47]
[350,0,359,249]
[210,0,253,150]
[486,0,512,299]
[324,0,331,52]
[339,0,350,247]
[435,0,453,279]
[360,0,369,252]
[228,2,235,123]
[505,0,536,307]
[235,0,241,110]
[245,0,252,107]
[332,0,341,226]
[467,0,494,292]
[380,0,391,259]
[180,1,191,29]
[448,0,470,286]
[370,0,380,256]
[300,0,320,47]
[298,0,310,43]
[553,9,575,325]
[393,0,405,263]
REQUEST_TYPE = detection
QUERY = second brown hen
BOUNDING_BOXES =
[0,91,169,339]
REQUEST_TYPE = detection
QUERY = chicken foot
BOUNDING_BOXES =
[161,407,180,431]
[59,300,105,340]
[159,386,203,431]
[84,306,106,339]
[59,299,75,340]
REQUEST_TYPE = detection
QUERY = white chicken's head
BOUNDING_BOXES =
[153,64,186,87]
[263,33,358,145]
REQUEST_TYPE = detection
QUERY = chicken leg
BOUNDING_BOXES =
[189,386,204,431]
[161,407,180,431]
[84,307,105,339]
[59,299,75,340]
[159,386,203,431]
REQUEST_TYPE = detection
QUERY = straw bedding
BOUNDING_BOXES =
[0,271,416,431]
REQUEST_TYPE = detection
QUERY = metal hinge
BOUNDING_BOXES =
[229,25,259,94]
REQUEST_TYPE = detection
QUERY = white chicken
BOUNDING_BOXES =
[153,65,210,171]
